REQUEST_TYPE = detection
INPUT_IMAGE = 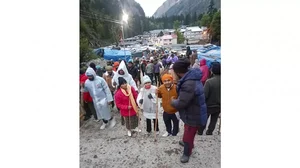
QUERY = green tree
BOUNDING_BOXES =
[192,12,198,24]
[80,37,97,63]
[173,20,181,31]
[210,11,221,45]
[157,31,164,37]
[176,31,185,44]
[208,0,215,15]
[200,14,211,27]
[184,13,191,25]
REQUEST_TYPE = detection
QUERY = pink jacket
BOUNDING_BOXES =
[200,59,209,85]
[114,86,138,117]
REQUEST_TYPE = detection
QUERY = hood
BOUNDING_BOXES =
[113,62,120,67]
[116,61,129,77]
[180,68,203,82]
[85,67,96,77]
[200,59,207,66]
[142,75,151,85]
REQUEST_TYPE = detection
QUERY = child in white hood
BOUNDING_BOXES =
[137,75,160,135]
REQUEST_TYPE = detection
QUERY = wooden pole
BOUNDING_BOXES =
[154,82,159,142]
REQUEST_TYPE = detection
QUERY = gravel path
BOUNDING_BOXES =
[80,99,221,168]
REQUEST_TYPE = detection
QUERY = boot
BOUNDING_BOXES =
[180,142,191,163]
[206,130,213,135]
[121,117,125,126]
[180,154,189,163]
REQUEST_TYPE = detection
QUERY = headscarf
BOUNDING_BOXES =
[113,62,120,71]
[161,74,173,82]
[105,66,113,71]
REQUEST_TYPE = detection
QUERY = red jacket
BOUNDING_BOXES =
[114,86,138,117]
[80,74,93,102]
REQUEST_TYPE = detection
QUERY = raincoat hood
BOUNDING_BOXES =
[116,61,129,77]
[142,75,151,85]
[200,59,207,66]
[85,67,96,77]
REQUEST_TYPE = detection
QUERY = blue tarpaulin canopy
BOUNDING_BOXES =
[196,45,221,68]
[93,48,132,62]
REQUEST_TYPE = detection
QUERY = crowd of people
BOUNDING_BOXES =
[80,48,221,163]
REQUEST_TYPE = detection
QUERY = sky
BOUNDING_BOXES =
[135,0,166,17]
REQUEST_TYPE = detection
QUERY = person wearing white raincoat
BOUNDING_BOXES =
[137,75,160,135]
[84,67,116,130]
[112,60,138,92]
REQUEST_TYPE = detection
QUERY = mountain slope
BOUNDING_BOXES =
[153,0,220,18]
[152,0,180,18]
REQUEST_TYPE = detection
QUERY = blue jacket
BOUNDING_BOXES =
[171,68,207,126]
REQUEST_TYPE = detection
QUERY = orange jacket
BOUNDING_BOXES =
[157,84,178,114]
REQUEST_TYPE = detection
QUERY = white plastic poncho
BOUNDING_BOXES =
[84,67,113,120]
[137,83,157,119]
[111,60,138,91]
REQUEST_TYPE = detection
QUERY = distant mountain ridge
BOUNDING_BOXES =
[152,0,220,18]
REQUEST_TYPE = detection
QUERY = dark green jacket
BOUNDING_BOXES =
[204,75,220,109]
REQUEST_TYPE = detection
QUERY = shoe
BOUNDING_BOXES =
[179,141,184,147]
[100,123,107,130]
[206,130,213,135]
[127,130,132,137]
[133,127,141,132]
[156,131,160,135]
[109,118,116,128]
[94,119,100,122]
[180,155,189,163]
[197,131,203,135]
[162,132,171,137]
[145,132,151,135]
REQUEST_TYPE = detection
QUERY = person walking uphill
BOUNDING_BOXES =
[84,67,116,130]
[127,60,139,87]
[112,60,138,92]
[102,66,116,108]
[112,60,138,125]
[80,68,97,121]
[114,77,140,137]
[137,75,160,135]
[170,58,207,163]
[200,59,209,85]
[157,74,179,137]
[145,60,154,85]
[153,60,162,85]
[198,62,221,135]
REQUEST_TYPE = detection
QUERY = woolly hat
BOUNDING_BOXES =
[105,66,113,71]
[211,62,221,75]
[142,75,151,85]
[118,77,127,86]
[172,58,190,74]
